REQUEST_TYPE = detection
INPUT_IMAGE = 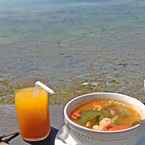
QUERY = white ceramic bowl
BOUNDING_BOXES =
[64,92,145,145]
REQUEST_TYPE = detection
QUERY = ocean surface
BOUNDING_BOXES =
[0,0,145,97]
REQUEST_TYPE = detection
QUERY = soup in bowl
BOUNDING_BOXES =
[64,92,145,145]
[70,99,141,132]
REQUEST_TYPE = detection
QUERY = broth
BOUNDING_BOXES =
[70,99,141,131]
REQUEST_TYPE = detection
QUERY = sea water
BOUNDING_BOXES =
[0,0,145,96]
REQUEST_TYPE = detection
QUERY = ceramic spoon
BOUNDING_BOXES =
[57,125,70,145]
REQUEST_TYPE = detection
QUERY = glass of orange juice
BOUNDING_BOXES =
[15,87,50,141]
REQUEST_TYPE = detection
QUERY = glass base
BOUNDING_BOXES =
[23,128,51,142]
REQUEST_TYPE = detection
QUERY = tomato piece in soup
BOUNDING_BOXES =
[108,125,130,131]
[71,111,81,120]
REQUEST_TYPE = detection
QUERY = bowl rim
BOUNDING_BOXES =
[64,92,144,134]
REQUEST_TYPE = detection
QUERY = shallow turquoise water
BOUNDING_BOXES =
[0,0,145,95]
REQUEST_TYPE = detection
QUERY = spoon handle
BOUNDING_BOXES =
[4,132,19,143]
[0,132,19,142]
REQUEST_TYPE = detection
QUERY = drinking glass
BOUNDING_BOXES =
[15,87,50,141]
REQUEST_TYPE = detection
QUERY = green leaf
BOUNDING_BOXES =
[78,110,101,125]
[119,110,131,117]
[112,116,121,125]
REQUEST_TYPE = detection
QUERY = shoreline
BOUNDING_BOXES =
[0,74,145,104]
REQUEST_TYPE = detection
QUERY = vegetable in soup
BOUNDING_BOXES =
[70,99,141,131]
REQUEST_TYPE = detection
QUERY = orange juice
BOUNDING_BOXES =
[15,87,50,141]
